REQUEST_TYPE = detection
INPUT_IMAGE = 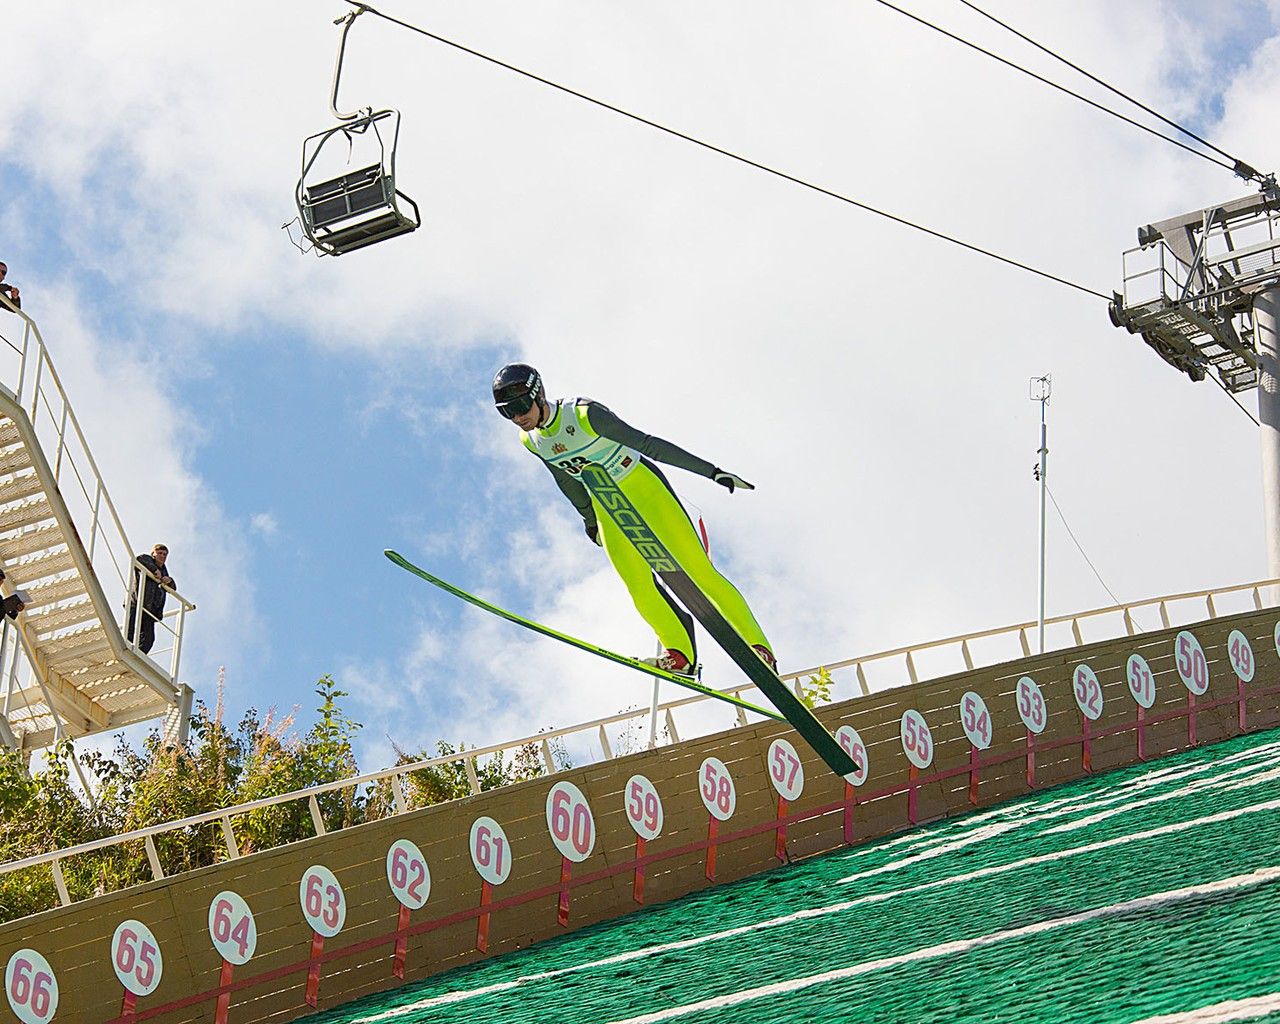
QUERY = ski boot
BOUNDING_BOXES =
[752,644,778,672]
[643,648,697,678]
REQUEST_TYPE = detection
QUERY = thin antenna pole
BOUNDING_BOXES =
[1031,376,1052,653]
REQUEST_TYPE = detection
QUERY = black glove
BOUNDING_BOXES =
[585,521,603,546]
[712,469,754,493]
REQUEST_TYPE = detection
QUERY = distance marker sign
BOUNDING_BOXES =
[1175,631,1209,695]
[299,865,346,938]
[6,950,57,1024]
[1016,676,1047,734]
[1127,654,1156,709]
[960,691,993,749]
[208,891,257,965]
[111,920,163,998]
[767,738,805,802]
[835,725,868,785]
[1072,664,1104,721]
[1228,629,1255,682]
[900,710,934,769]
[386,839,432,910]
[624,775,664,840]
[470,816,513,885]
[546,782,596,863]
[699,757,737,821]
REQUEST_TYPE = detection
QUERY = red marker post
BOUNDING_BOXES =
[207,891,257,1024]
[698,757,736,881]
[298,866,346,1008]
[1175,630,1210,742]
[624,775,663,904]
[1126,654,1156,760]
[959,691,993,805]
[900,710,933,824]
[835,726,867,844]
[469,817,512,952]
[766,739,804,863]
[1072,665,1104,773]
[386,840,431,979]
[110,921,163,1019]
[546,782,596,927]
[1228,629,1256,730]
[1016,677,1047,786]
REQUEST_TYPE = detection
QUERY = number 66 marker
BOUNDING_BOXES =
[6,949,58,1024]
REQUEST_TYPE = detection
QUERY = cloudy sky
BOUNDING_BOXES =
[3,0,1278,769]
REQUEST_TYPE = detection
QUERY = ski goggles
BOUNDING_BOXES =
[495,390,538,419]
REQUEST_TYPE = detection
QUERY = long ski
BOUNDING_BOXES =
[578,465,859,780]
[384,550,784,722]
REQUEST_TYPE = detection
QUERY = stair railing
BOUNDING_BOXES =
[0,298,192,684]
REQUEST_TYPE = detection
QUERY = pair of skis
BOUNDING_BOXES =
[387,465,858,780]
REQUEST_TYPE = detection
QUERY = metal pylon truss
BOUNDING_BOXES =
[0,298,195,755]
[1110,191,1280,394]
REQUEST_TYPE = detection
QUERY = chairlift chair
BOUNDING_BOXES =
[290,7,421,257]
[296,108,421,256]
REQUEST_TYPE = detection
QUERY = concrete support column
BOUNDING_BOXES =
[1255,286,1280,587]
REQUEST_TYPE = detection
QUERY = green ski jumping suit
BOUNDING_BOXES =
[522,398,770,665]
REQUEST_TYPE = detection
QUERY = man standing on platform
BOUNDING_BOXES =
[127,544,174,654]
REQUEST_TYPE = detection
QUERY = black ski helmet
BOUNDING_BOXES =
[492,363,544,420]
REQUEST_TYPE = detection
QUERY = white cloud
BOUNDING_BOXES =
[5,0,1280,767]
[249,512,279,538]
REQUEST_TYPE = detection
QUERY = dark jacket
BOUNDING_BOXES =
[134,554,173,618]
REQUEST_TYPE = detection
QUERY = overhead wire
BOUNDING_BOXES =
[341,1,1263,427]
[1204,367,1260,425]
[1045,484,1125,609]
[955,0,1273,188]
[339,1,1110,301]
[867,0,1240,177]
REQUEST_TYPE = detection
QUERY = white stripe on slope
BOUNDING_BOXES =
[1128,994,1280,1024]
[604,867,1280,1024]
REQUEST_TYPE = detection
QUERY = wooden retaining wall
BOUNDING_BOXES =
[3,607,1278,1024]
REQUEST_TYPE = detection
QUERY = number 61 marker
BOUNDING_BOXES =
[470,816,513,953]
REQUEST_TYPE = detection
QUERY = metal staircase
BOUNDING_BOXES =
[0,297,194,755]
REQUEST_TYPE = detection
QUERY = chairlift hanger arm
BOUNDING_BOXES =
[330,4,373,122]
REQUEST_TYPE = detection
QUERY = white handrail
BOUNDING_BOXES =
[777,577,1280,685]
[3,574,1274,901]
[0,296,193,690]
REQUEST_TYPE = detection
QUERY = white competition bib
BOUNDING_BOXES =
[522,399,641,482]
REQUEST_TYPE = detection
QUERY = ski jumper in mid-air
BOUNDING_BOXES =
[492,362,775,677]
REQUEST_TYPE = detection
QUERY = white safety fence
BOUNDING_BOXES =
[1,575,1273,907]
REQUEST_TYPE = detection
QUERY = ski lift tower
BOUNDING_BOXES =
[1108,187,1280,579]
